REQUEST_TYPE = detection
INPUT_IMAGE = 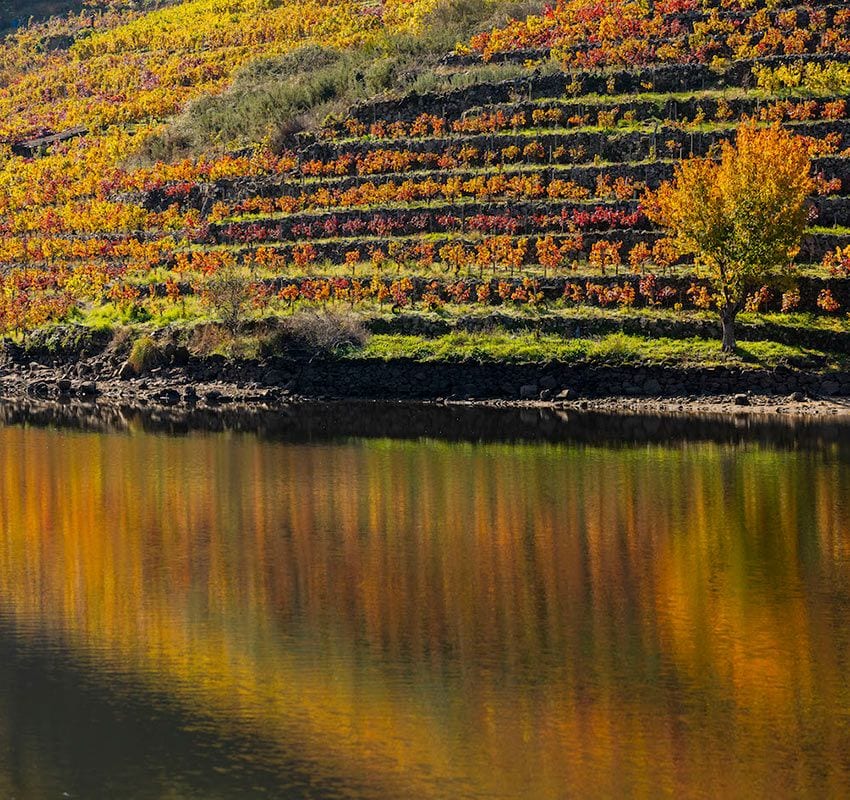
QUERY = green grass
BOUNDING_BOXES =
[739,310,850,332]
[76,300,850,338]
[355,330,841,367]
[484,86,809,110]
[810,225,850,235]
[18,303,850,373]
[330,114,840,148]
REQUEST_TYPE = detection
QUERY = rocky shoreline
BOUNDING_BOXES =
[2,341,850,418]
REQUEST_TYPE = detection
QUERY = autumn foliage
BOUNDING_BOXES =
[644,123,815,350]
[0,0,847,343]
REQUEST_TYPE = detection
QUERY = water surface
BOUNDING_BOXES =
[1,404,849,798]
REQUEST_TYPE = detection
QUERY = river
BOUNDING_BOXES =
[0,403,849,798]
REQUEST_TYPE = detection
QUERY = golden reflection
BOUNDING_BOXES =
[0,427,849,797]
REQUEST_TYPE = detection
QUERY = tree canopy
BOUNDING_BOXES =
[644,122,814,351]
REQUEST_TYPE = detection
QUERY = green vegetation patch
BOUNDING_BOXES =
[140,0,545,158]
[355,330,840,368]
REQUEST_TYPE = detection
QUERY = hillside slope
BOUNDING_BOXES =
[1,0,850,393]
[0,1,83,30]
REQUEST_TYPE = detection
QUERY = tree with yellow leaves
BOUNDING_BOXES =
[643,123,813,351]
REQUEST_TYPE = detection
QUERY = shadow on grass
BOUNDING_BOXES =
[734,343,831,369]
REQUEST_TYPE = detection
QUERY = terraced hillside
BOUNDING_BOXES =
[3,0,850,380]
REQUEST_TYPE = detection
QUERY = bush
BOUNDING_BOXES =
[261,310,369,357]
[198,262,253,333]
[128,335,164,374]
[138,45,354,158]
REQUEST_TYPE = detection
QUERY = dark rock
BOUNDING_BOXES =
[790,391,806,402]
[643,378,662,394]
[56,378,72,394]
[27,381,50,397]
[538,376,557,390]
[555,388,577,401]
[733,393,750,406]
[76,382,99,397]
[539,388,553,401]
[118,361,135,380]
[820,380,840,396]
[150,388,181,406]
[205,390,223,405]
[171,347,190,367]
[519,384,538,400]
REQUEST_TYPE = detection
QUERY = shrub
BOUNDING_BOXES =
[781,288,800,312]
[197,261,253,334]
[261,310,369,357]
[817,289,841,313]
[127,336,164,375]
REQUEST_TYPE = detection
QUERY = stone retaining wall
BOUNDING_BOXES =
[228,357,850,400]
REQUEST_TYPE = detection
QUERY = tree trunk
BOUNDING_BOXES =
[720,311,736,353]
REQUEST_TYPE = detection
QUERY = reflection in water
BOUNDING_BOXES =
[0,416,849,798]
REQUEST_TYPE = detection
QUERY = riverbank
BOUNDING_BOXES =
[2,339,850,419]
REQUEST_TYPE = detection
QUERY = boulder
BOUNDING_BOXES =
[27,381,50,397]
[150,388,181,406]
[118,361,135,380]
[171,346,191,367]
[76,382,99,397]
